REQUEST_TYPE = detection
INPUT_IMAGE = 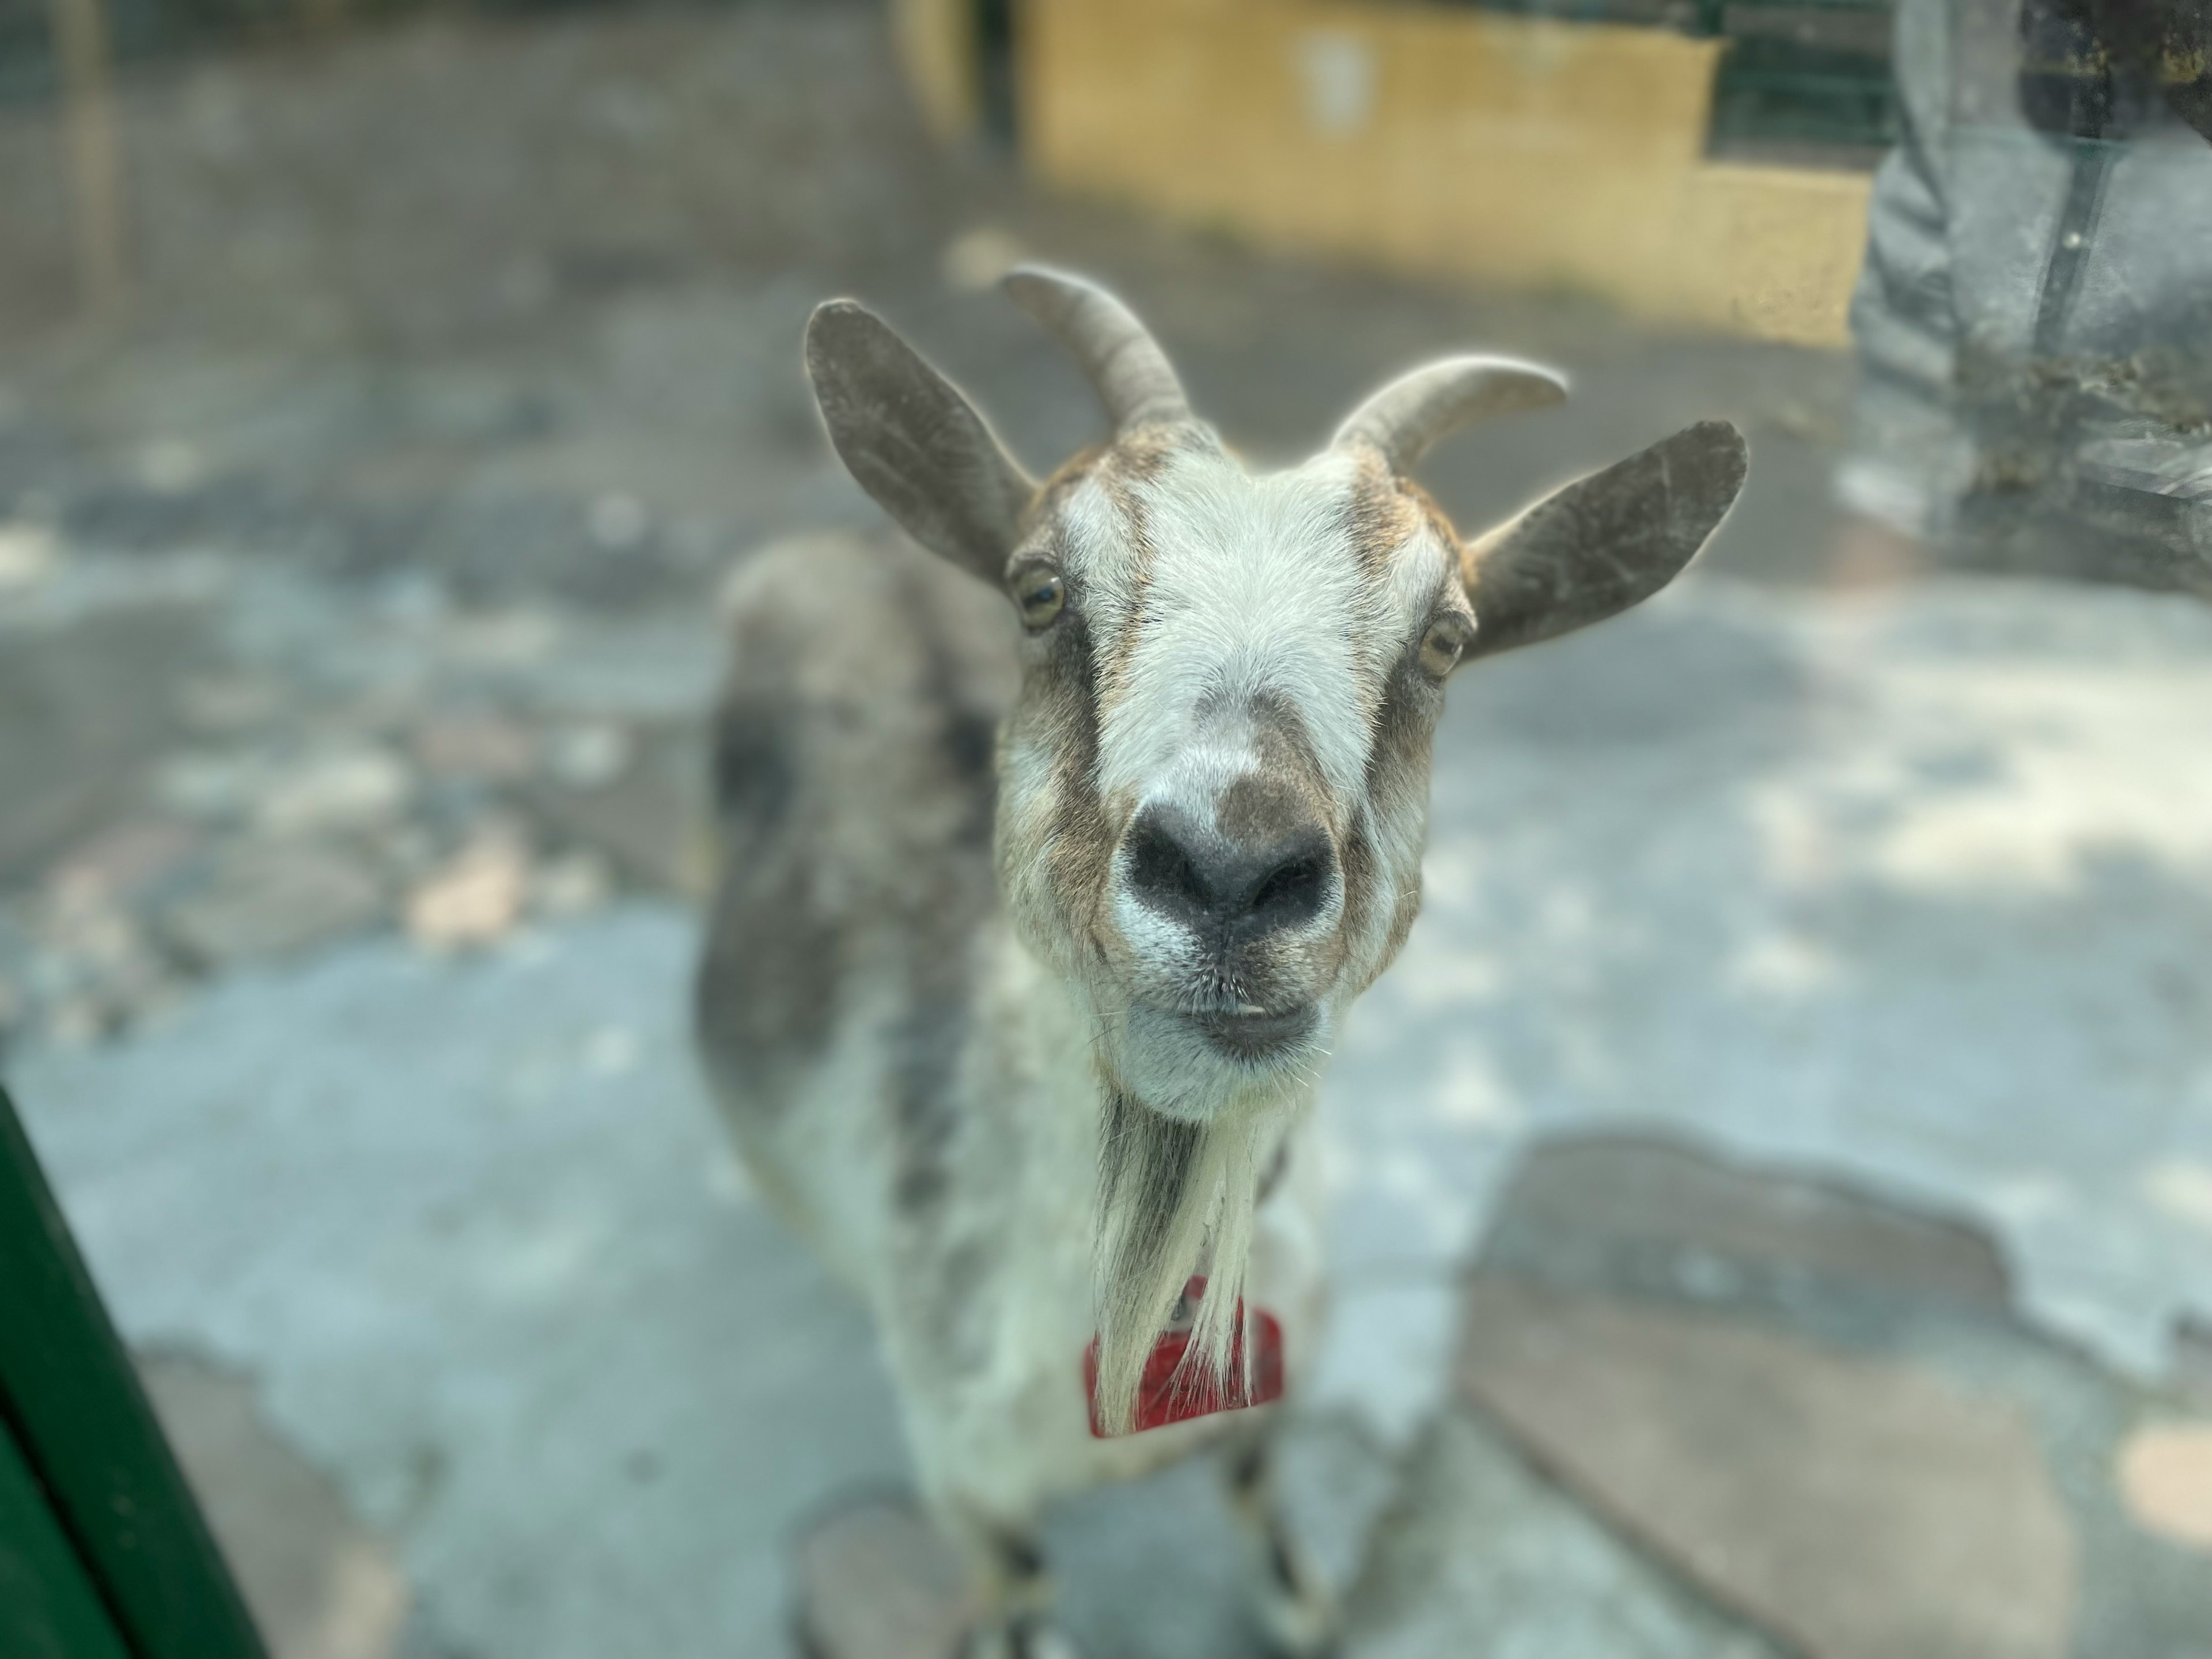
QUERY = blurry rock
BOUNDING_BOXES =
[370,570,448,627]
[44,994,108,1048]
[1476,1132,2014,1316]
[2143,1160,2212,1235]
[588,493,650,552]
[257,749,414,839]
[45,818,202,909]
[163,846,384,966]
[410,712,537,782]
[2176,1313,2212,1406]
[0,600,211,880]
[2118,1421,2212,1555]
[39,877,152,968]
[793,1492,971,1659]
[532,850,612,919]
[140,1346,410,1659]
[0,520,59,591]
[543,721,633,790]
[181,675,287,736]
[437,608,563,668]
[1456,1277,2077,1659]
[30,850,190,1031]
[136,438,209,493]
[371,821,441,885]
[31,880,179,1032]
[157,748,271,823]
[1343,1409,1781,1659]
[405,835,529,952]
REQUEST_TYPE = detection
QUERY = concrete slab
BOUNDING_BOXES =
[1474,1131,2015,1319]
[1452,1135,2212,1659]
[1457,1277,2078,1659]
[1342,1410,1783,1659]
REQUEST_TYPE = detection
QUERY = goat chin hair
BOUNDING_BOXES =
[1090,1082,1279,1438]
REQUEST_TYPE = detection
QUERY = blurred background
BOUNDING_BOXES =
[1,0,2209,1654]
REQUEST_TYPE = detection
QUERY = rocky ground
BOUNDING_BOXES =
[1,3,2208,1657]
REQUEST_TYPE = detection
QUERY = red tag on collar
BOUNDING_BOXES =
[1084,1276,1285,1438]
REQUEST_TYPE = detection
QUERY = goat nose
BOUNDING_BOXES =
[1124,804,1335,937]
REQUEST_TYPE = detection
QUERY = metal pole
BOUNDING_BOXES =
[0,1085,271,1659]
[47,0,131,319]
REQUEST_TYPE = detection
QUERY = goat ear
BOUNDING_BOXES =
[1459,421,1747,662]
[806,300,1036,581]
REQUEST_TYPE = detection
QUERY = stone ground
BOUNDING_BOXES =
[2,3,2209,1657]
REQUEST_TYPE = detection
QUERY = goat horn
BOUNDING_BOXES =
[1003,265,1192,432]
[1334,356,1569,472]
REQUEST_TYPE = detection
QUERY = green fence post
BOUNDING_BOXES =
[0,1082,268,1659]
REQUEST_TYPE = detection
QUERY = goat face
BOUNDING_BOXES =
[993,429,1464,1121]
[805,267,1747,1130]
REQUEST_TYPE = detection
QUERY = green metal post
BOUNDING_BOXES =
[0,1083,268,1659]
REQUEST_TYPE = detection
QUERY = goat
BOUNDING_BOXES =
[695,267,1747,1657]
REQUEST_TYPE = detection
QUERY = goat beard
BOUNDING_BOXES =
[1090,1081,1286,1437]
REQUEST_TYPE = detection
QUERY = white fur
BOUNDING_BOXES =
[1094,448,1380,812]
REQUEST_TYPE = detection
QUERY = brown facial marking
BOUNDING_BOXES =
[1346,447,1426,585]
[1342,448,1467,718]
[1012,426,1227,976]
[1354,664,1442,982]
[1323,454,1456,990]
[1031,602,1116,963]
[1214,770,1310,852]
[1398,474,1464,562]
[1211,686,1332,827]
[1018,444,1108,551]
[1337,814,1378,964]
[1367,661,1437,814]
[1380,877,1425,969]
[1092,427,1185,718]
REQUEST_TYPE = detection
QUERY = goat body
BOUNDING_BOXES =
[695,270,1747,1652]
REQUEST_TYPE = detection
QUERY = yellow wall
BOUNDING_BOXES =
[892,0,982,143]
[1018,0,1872,347]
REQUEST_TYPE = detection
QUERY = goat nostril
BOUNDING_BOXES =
[1126,813,1210,921]
[1248,849,1329,925]
[1125,808,1334,935]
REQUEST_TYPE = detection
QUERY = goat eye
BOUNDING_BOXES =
[1014,568,1066,630]
[1418,616,1470,679]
